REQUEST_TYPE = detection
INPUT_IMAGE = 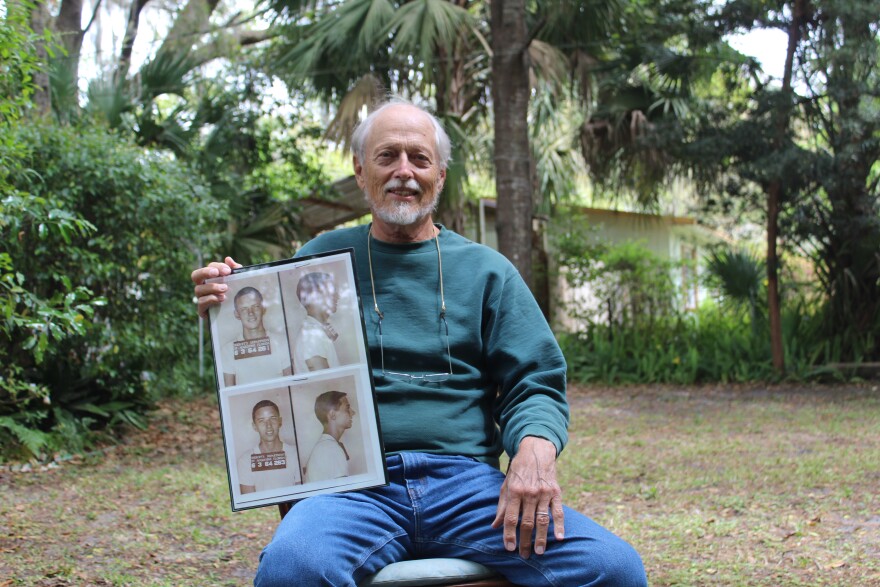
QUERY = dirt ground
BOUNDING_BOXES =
[1,383,878,586]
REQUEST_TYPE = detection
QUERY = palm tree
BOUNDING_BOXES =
[267,0,488,233]
[264,0,598,272]
[76,47,316,263]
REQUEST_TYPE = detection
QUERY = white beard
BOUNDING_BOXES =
[368,178,439,226]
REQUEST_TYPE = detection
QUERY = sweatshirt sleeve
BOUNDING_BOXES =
[485,267,569,458]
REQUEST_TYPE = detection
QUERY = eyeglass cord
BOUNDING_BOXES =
[367,224,446,321]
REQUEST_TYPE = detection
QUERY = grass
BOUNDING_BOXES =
[1,383,879,586]
[559,384,880,587]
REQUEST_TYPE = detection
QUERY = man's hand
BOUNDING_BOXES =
[191,257,242,318]
[491,436,565,558]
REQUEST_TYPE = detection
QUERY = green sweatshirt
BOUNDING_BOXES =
[296,224,569,465]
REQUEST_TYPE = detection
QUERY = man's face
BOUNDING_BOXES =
[300,278,339,316]
[252,406,282,443]
[354,105,446,227]
[317,280,339,315]
[234,291,265,330]
[333,397,355,431]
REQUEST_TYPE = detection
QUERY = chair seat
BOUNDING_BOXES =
[359,558,505,587]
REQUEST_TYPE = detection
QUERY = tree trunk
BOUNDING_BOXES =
[117,0,153,83]
[155,0,222,58]
[28,1,52,116]
[765,0,808,374]
[55,0,86,83]
[767,180,784,372]
[491,0,534,288]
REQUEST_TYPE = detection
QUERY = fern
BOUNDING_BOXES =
[0,416,50,457]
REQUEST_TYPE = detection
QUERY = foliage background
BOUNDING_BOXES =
[1,120,222,458]
[2,0,879,461]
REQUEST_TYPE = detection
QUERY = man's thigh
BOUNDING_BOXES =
[255,453,647,587]
[255,467,415,586]
[407,454,647,587]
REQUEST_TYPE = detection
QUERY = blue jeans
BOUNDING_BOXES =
[255,453,647,587]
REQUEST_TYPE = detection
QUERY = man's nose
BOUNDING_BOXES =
[393,153,414,179]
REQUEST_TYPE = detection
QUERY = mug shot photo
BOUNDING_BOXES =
[278,255,365,376]
[216,279,293,388]
[293,272,341,373]
[290,372,381,493]
[303,390,356,483]
[208,253,386,510]
[231,391,303,497]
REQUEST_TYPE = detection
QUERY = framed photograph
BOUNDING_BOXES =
[207,249,387,511]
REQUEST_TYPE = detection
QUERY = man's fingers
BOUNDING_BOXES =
[518,510,534,559]
[551,495,565,541]
[516,490,540,558]
[502,496,521,553]
[532,498,552,556]
[197,293,225,318]
[191,261,235,285]
[192,258,240,318]
[491,481,509,530]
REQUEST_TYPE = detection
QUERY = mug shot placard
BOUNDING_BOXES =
[207,250,387,511]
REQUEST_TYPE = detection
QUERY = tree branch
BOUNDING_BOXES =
[117,0,154,82]
[83,0,103,36]
[187,28,277,69]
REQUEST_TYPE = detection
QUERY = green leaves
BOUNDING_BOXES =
[273,0,480,95]
[386,0,475,70]
[0,415,51,457]
[0,120,222,460]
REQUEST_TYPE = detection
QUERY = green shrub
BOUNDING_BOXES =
[554,226,846,384]
[555,227,682,331]
[1,121,223,459]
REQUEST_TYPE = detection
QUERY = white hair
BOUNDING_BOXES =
[350,97,452,170]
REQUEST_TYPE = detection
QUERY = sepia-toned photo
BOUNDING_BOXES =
[289,373,375,486]
[278,257,364,375]
[214,276,293,389]
[228,388,302,497]
[207,250,387,511]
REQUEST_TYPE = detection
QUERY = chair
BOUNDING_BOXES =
[278,503,517,587]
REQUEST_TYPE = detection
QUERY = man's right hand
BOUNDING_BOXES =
[191,257,242,318]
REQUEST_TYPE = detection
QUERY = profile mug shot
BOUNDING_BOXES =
[304,390,355,483]
[293,272,341,373]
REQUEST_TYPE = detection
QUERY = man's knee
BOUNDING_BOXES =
[588,537,647,587]
[255,538,343,587]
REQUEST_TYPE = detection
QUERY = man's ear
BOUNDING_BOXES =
[437,167,447,193]
[353,156,366,190]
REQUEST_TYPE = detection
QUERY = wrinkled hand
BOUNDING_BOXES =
[492,436,565,558]
[191,256,242,318]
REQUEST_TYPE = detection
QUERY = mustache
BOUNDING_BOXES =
[384,178,422,194]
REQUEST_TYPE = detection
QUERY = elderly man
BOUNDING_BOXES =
[192,99,647,586]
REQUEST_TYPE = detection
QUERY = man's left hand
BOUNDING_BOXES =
[492,435,565,558]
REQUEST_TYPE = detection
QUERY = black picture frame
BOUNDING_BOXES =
[207,249,387,511]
